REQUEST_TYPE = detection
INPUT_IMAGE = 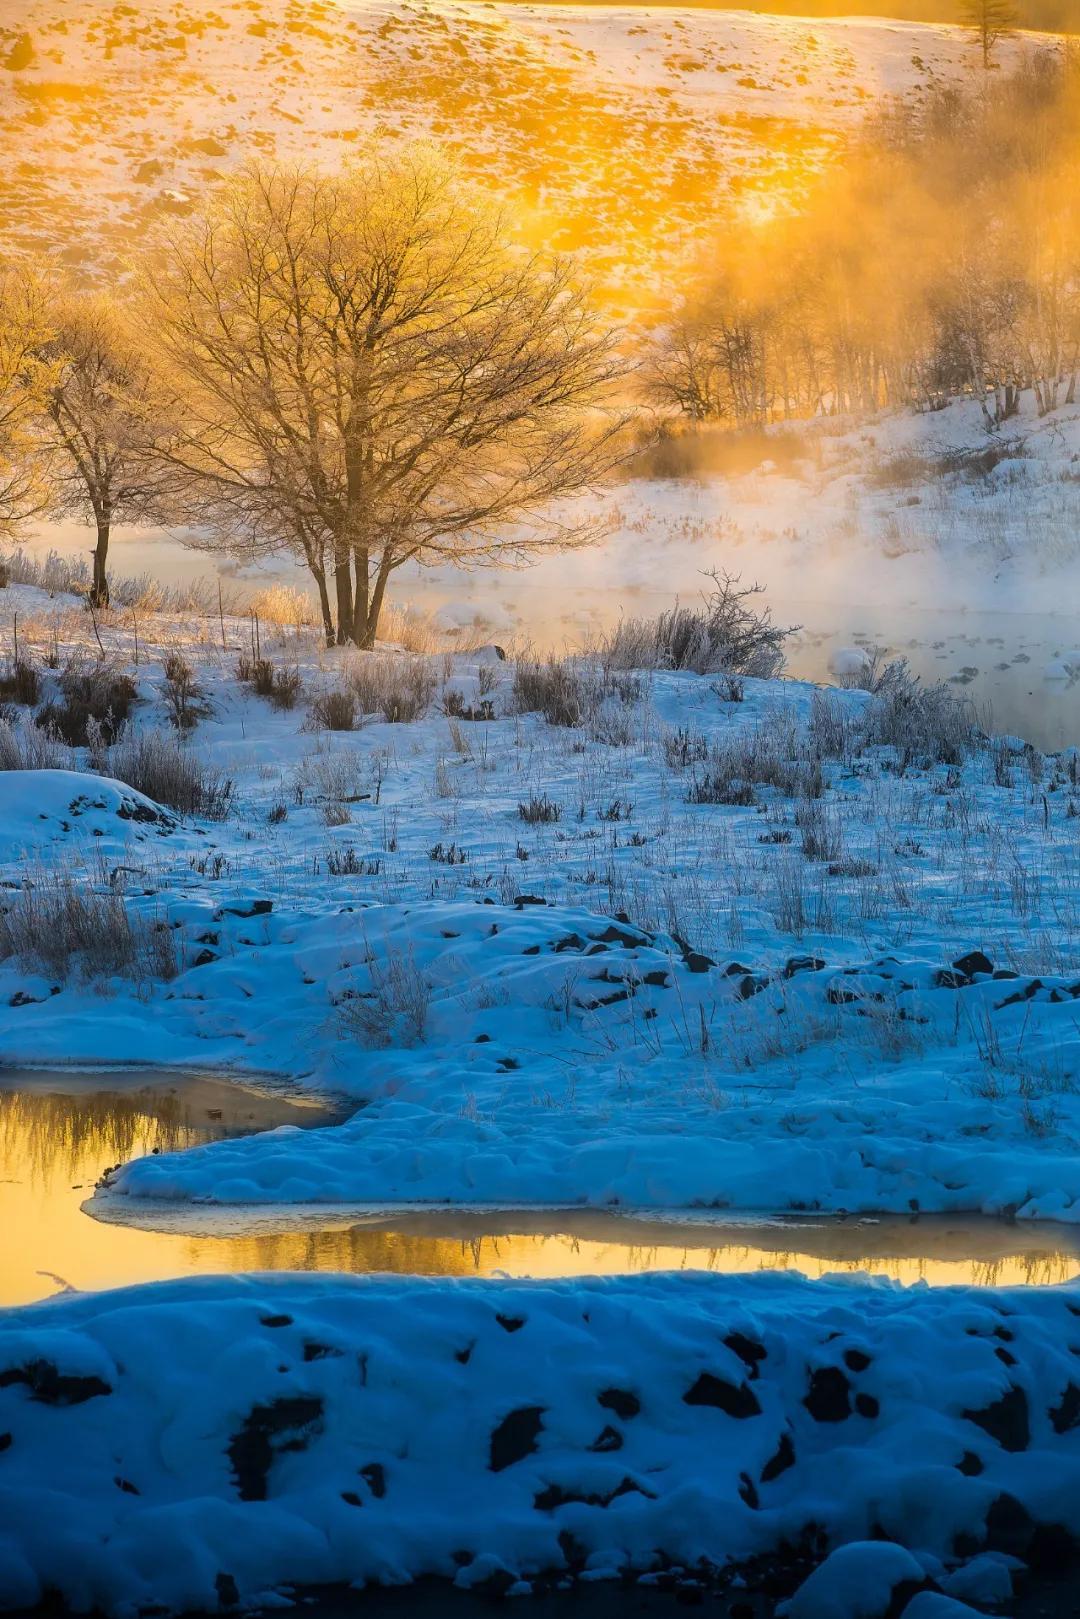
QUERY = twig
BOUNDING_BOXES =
[87,596,104,657]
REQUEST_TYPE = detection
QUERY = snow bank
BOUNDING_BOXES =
[65,898,1080,1222]
[0,1271,1075,1614]
[0,770,183,863]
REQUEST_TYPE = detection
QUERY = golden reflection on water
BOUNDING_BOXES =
[3,1078,1080,1307]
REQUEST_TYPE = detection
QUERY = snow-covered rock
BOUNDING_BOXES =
[781,1543,926,1618]
[0,769,181,863]
[1,1271,1078,1615]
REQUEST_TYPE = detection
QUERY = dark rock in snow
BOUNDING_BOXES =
[954,950,994,977]
[724,1333,768,1376]
[0,1360,111,1405]
[360,1462,386,1498]
[962,1385,1030,1453]
[489,1405,545,1472]
[1051,1382,1080,1434]
[598,1387,641,1419]
[683,1372,761,1418]
[803,1366,851,1423]
[760,1431,795,1482]
[227,1395,324,1501]
[534,1475,652,1511]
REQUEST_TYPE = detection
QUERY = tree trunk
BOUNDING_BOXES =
[353,545,370,644]
[361,549,396,649]
[312,565,334,648]
[90,519,110,609]
[333,542,353,645]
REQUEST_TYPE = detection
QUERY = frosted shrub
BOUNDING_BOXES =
[601,572,791,677]
[863,677,975,767]
[689,723,823,806]
[513,656,589,727]
[309,688,357,731]
[96,725,235,818]
[339,945,431,1048]
[0,717,70,770]
[346,656,435,722]
[250,583,317,629]
[0,878,177,982]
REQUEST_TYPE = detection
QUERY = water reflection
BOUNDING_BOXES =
[4,1075,1079,1306]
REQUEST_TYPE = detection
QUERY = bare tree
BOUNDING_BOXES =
[142,149,627,646]
[958,0,1019,69]
[37,293,167,607]
[0,265,50,539]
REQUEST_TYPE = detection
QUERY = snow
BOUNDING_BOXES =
[0,1269,1071,1613]
[779,1542,927,1617]
[0,769,183,863]
[1,457,1080,1607]
[0,619,1075,1222]
[5,0,1038,307]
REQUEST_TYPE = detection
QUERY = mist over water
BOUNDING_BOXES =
[24,512,1080,751]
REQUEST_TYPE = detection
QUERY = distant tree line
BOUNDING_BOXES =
[646,50,1080,431]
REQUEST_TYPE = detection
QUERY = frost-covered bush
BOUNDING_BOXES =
[249,584,318,629]
[93,725,234,818]
[309,688,357,731]
[0,878,177,982]
[0,716,70,770]
[689,722,823,806]
[601,572,791,678]
[37,660,137,746]
[346,656,435,722]
[863,676,975,767]
[339,945,431,1047]
[512,656,589,726]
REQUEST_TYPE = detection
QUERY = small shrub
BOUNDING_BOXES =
[98,726,235,818]
[162,652,201,731]
[513,657,588,726]
[519,793,561,824]
[598,798,633,821]
[0,717,70,770]
[0,659,40,706]
[689,724,823,806]
[338,945,431,1048]
[249,583,317,629]
[863,675,975,767]
[269,666,302,710]
[325,848,381,876]
[0,878,177,982]
[347,656,435,722]
[268,801,289,824]
[309,688,357,731]
[37,662,137,746]
[601,573,793,678]
[661,727,709,769]
[428,840,468,865]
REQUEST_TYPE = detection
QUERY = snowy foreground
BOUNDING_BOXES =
[2,1271,1078,1615]
[3,586,1080,1609]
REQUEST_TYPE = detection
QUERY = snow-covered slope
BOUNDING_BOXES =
[0,0,1036,301]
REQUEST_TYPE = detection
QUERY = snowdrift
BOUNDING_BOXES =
[0,1272,1077,1612]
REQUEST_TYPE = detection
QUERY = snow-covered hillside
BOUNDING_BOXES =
[0,0,1038,300]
